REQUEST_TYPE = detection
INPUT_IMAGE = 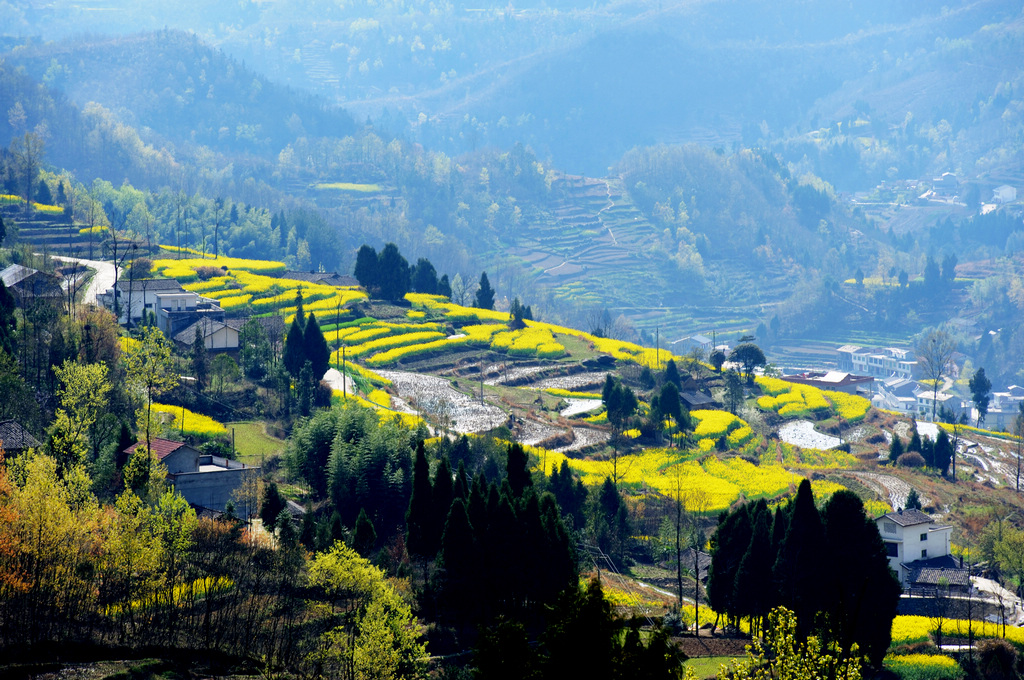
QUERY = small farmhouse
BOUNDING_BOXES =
[876,508,966,592]
[125,437,259,514]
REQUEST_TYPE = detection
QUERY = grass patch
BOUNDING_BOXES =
[227,421,286,464]
[683,656,742,679]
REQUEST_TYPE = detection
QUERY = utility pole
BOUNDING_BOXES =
[342,345,347,401]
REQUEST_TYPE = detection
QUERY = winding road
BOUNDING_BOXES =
[51,255,118,305]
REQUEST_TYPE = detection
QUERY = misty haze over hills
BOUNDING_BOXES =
[1,0,1024,383]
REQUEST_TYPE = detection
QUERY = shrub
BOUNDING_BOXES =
[897,452,927,468]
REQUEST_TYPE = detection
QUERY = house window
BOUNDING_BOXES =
[920,533,927,541]
[921,549,927,558]
[885,542,899,557]
[884,522,897,535]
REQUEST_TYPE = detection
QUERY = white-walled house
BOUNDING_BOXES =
[101,279,189,324]
[876,509,966,591]
[993,185,1017,204]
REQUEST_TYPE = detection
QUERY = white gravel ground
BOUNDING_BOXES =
[375,370,507,433]
[777,420,841,450]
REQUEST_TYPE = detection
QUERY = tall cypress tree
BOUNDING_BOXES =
[821,490,902,666]
[303,312,331,380]
[733,501,774,633]
[432,456,454,550]
[352,507,377,556]
[406,442,435,566]
[475,271,495,310]
[437,498,478,616]
[283,316,306,377]
[773,479,824,640]
[377,242,411,301]
[506,443,533,498]
[353,244,379,292]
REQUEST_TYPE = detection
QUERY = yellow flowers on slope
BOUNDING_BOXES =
[151,403,228,438]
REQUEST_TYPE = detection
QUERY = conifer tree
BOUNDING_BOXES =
[191,327,208,390]
[907,422,922,453]
[773,479,824,640]
[888,434,904,465]
[437,498,478,614]
[664,358,681,388]
[303,312,331,380]
[438,274,452,299]
[406,442,435,570]
[353,244,379,292]
[260,481,286,530]
[352,507,377,556]
[283,316,306,377]
[506,443,533,499]
[377,242,411,301]
[733,501,774,634]
[432,456,454,549]
[411,257,439,294]
[475,271,495,310]
[934,429,954,475]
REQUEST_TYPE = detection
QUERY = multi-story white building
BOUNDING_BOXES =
[876,509,965,592]
[837,345,918,380]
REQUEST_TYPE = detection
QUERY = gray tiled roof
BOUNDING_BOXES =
[0,420,42,451]
[881,509,934,527]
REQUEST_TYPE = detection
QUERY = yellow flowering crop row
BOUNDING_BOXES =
[491,326,566,358]
[692,410,744,439]
[824,390,871,422]
[367,389,392,408]
[703,457,800,500]
[347,331,446,358]
[863,499,892,517]
[153,254,286,275]
[546,388,602,399]
[184,277,235,293]
[584,411,608,424]
[344,326,395,344]
[34,202,63,214]
[727,425,754,448]
[809,480,848,503]
[698,438,717,452]
[407,310,426,319]
[757,382,830,417]
[365,336,474,366]
[152,403,228,438]
[884,654,962,679]
[405,293,508,323]
[756,376,793,396]
[794,447,858,469]
[78,225,108,235]
[219,294,253,311]
[536,447,808,511]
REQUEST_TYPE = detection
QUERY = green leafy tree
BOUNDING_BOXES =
[475,271,495,310]
[48,360,111,470]
[970,367,992,426]
[238,317,271,380]
[819,490,901,666]
[124,326,178,453]
[308,541,427,679]
[710,349,726,372]
[729,343,766,383]
[774,479,824,640]
[725,369,744,414]
[210,353,240,395]
[718,607,861,680]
